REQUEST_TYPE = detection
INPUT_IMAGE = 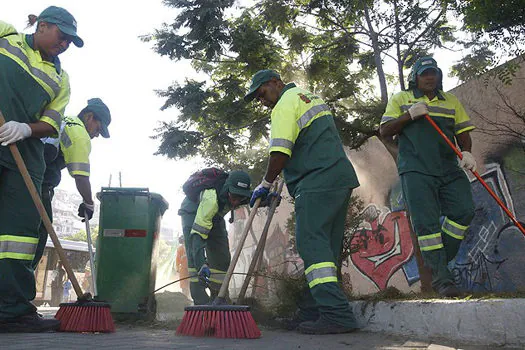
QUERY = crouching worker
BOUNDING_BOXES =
[178,169,252,305]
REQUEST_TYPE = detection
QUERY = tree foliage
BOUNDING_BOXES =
[63,226,98,243]
[450,0,525,83]
[146,0,458,170]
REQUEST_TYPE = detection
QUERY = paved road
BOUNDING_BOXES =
[3,307,516,349]
[2,324,514,350]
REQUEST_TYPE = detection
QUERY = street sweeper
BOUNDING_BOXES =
[33,98,111,270]
[245,69,360,335]
[379,56,477,298]
[0,6,83,332]
[178,169,252,305]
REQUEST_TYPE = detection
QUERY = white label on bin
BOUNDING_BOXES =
[103,229,125,237]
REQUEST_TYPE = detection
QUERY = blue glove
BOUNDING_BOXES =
[250,184,270,207]
[198,264,211,285]
[260,192,282,208]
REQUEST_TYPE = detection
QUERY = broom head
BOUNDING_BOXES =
[176,305,261,338]
[55,301,115,333]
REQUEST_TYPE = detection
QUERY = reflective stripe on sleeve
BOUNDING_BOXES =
[42,109,62,127]
[305,261,338,288]
[269,138,294,151]
[66,162,90,174]
[191,223,209,239]
[418,233,444,251]
[455,121,474,134]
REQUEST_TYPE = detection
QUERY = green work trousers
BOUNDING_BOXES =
[0,165,41,319]
[401,170,475,290]
[180,211,231,305]
[294,187,357,328]
[32,184,54,270]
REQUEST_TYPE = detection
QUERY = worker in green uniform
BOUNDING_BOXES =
[0,6,83,332]
[32,98,111,270]
[380,56,476,297]
[246,70,360,334]
[178,170,252,305]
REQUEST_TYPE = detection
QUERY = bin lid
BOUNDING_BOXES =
[96,187,169,215]
[151,192,169,215]
[96,187,150,200]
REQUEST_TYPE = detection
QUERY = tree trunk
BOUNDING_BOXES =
[393,0,406,91]
[363,1,388,103]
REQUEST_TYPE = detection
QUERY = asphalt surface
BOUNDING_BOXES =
[1,307,516,350]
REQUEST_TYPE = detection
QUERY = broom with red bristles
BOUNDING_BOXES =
[176,198,263,339]
[0,110,115,333]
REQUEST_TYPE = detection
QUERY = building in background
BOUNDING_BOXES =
[51,189,100,237]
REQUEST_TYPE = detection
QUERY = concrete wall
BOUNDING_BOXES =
[229,57,525,297]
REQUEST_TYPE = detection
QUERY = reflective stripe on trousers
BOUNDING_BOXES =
[0,235,38,260]
[418,232,444,251]
[442,217,468,240]
[305,261,338,288]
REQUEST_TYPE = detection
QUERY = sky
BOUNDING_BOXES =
[4,1,466,236]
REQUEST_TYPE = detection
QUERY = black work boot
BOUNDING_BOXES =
[275,309,319,331]
[297,317,357,335]
[0,312,61,333]
[278,316,317,331]
[435,282,461,298]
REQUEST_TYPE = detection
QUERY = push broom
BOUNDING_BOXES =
[425,114,525,236]
[0,111,115,332]
[176,198,263,338]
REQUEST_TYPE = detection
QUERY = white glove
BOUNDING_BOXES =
[459,151,477,172]
[0,121,32,146]
[408,102,428,120]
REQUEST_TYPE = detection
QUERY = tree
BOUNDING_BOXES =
[63,226,98,244]
[146,0,458,169]
[450,0,525,83]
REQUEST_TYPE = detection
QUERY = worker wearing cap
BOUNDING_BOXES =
[380,56,476,297]
[32,98,111,270]
[246,70,360,334]
[0,6,83,332]
[178,170,252,305]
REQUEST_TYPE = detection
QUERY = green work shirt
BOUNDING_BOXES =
[0,21,70,180]
[269,83,359,196]
[381,89,475,176]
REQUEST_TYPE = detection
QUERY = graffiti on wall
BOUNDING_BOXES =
[452,163,525,292]
[350,204,415,290]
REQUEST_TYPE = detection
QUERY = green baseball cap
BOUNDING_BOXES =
[86,98,111,138]
[226,170,252,198]
[244,69,281,102]
[38,6,84,48]
[414,56,439,75]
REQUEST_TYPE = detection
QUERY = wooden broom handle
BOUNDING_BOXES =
[0,112,83,297]
[218,198,261,299]
[238,180,284,302]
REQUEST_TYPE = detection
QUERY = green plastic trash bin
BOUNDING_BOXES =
[95,187,169,319]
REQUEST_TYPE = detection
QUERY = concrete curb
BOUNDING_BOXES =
[351,298,525,347]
